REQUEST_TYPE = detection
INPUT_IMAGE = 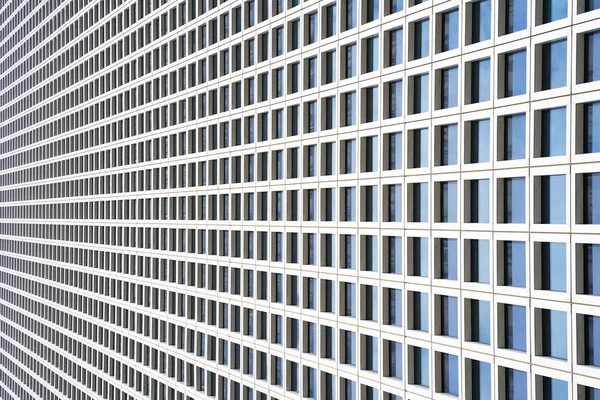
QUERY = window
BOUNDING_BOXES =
[499,113,527,161]
[365,0,380,22]
[537,175,567,224]
[344,43,358,79]
[439,8,459,52]
[466,119,491,163]
[324,3,337,38]
[437,295,458,337]
[580,101,600,154]
[386,184,402,222]
[387,80,403,118]
[501,0,528,35]
[438,353,459,396]
[411,73,429,114]
[537,107,566,157]
[468,58,491,103]
[361,335,378,371]
[437,238,458,279]
[364,36,379,73]
[466,360,491,400]
[500,304,527,352]
[323,50,336,84]
[386,0,403,14]
[306,56,318,89]
[467,0,491,44]
[536,242,567,292]
[412,18,430,60]
[466,179,490,223]
[539,0,568,24]
[409,237,429,276]
[387,28,403,67]
[436,124,458,166]
[502,49,527,97]
[410,183,429,222]
[537,376,569,399]
[385,289,402,325]
[500,367,528,400]
[539,39,567,90]
[580,314,600,366]
[578,172,600,224]
[536,309,568,359]
[410,291,429,331]
[307,12,318,44]
[583,30,600,83]
[466,299,491,344]
[499,240,527,287]
[384,340,402,379]
[410,346,429,388]
[579,243,600,295]
[385,132,403,170]
[466,239,491,283]
[363,86,379,122]
[323,97,336,130]
[345,0,357,30]
[438,66,458,109]
[437,181,458,223]
[343,91,357,126]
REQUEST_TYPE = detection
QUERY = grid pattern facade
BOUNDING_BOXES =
[1,0,600,399]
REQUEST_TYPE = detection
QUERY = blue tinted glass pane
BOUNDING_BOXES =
[443,296,458,337]
[472,240,490,284]
[472,360,492,400]
[505,241,527,287]
[541,242,567,292]
[585,31,600,82]
[474,300,491,344]
[414,237,428,276]
[585,244,600,295]
[471,179,490,223]
[415,347,429,387]
[442,182,457,222]
[441,353,458,396]
[586,315,600,366]
[507,369,528,400]
[472,0,491,43]
[415,183,428,222]
[544,175,566,224]
[471,119,490,163]
[473,59,491,102]
[541,107,566,157]
[506,177,526,223]
[542,40,567,90]
[586,0,600,11]
[442,9,459,51]
[441,124,458,165]
[389,28,403,66]
[543,0,568,23]
[388,237,402,274]
[390,0,403,12]
[442,67,458,108]
[506,0,528,33]
[542,377,569,400]
[507,305,527,352]
[545,310,568,359]
[505,114,527,160]
[390,81,402,118]
[585,173,600,224]
[414,74,429,113]
[414,19,430,59]
[414,129,429,167]
[584,102,600,153]
[390,341,403,378]
[389,132,402,170]
[416,292,429,331]
[506,50,527,97]
[442,239,458,280]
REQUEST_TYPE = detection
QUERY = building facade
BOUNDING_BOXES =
[0,0,600,399]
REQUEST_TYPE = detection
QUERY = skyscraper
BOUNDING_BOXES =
[0,0,599,399]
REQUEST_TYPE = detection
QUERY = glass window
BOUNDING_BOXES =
[307,12,318,44]
[540,39,567,90]
[411,237,429,276]
[412,73,429,114]
[539,175,567,224]
[538,309,568,359]
[411,346,429,388]
[501,240,527,287]
[503,367,528,400]
[387,184,402,222]
[538,242,567,292]
[439,66,458,109]
[387,340,402,379]
[411,183,429,222]
[467,239,490,283]
[440,353,459,396]
[346,0,357,29]
[582,101,600,154]
[365,36,379,73]
[439,181,458,223]
[386,132,403,170]
[344,92,357,127]
[441,8,459,52]
[582,173,600,224]
[387,28,403,67]
[439,238,458,279]
[541,0,568,24]
[363,86,379,123]
[503,0,528,34]
[388,80,403,118]
[324,3,337,38]
[413,19,430,60]
[467,360,491,400]
[439,295,458,337]
[468,119,491,163]
[582,244,600,295]
[387,0,403,14]
[385,236,402,274]
[584,30,600,83]
[387,289,402,325]
[470,0,491,44]
[468,299,491,344]
[539,107,566,157]
[501,113,527,161]
[470,58,491,103]
[412,291,429,332]
[438,124,458,166]
[343,187,357,221]
[468,179,490,223]
[366,0,380,22]
[345,43,357,78]
[539,376,569,400]
[324,50,337,84]
[503,50,527,97]
[582,314,600,366]
[502,304,527,352]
